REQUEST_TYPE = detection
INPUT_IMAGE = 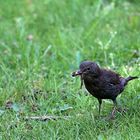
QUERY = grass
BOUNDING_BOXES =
[0,0,140,139]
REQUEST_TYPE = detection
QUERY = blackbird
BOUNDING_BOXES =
[72,61,138,117]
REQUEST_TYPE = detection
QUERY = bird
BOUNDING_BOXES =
[72,61,138,117]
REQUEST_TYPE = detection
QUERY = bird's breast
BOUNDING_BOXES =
[84,80,101,98]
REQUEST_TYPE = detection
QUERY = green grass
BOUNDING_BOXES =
[0,0,140,139]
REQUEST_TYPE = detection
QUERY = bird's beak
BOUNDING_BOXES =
[72,70,82,77]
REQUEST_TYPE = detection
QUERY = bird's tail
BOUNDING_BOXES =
[124,76,138,86]
[126,76,138,82]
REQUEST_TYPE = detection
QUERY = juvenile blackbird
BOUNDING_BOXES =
[72,61,138,117]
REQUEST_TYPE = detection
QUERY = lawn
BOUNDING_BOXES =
[0,0,140,139]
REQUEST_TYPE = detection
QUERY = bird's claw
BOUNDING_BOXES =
[116,107,128,114]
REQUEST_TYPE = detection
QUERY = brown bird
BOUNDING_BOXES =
[72,61,138,117]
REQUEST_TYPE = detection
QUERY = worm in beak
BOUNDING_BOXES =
[71,70,82,77]
[72,70,83,89]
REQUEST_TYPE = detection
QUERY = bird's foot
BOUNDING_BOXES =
[111,108,117,119]
[108,107,128,120]
[116,107,128,114]
[107,107,117,120]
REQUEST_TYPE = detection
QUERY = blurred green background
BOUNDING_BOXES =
[0,0,140,139]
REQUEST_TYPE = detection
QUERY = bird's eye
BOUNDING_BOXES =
[87,67,90,70]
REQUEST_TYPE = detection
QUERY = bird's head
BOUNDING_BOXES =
[72,61,101,80]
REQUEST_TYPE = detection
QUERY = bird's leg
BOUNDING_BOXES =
[109,100,127,119]
[111,99,117,118]
[112,99,127,114]
[98,99,102,115]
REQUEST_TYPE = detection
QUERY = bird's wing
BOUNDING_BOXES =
[101,69,121,85]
